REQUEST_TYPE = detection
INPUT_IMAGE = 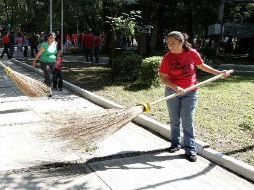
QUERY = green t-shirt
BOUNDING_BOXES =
[40,42,57,63]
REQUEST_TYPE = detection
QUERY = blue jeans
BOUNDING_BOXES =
[165,88,199,155]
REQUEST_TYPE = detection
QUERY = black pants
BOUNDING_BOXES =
[31,46,38,57]
[53,69,63,89]
[9,44,14,58]
[40,62,54,87]
[23,46,28,57]
[85,48,93,62]
[1,45,11,59]
[94,47,100,63]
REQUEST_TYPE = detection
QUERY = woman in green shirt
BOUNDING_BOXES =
[32,32,58,91]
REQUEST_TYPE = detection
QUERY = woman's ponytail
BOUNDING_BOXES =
[182,33,192,50]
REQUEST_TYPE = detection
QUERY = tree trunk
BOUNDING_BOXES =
[137,0,151,56]
[187,3,194,43]
[155,6,165,52]
[102,0,117,82]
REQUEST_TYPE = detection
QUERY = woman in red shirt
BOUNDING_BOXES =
[160,31,230,162]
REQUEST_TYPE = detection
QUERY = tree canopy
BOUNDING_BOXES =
[0,0,253,54]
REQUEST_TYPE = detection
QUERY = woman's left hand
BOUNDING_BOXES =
[220,70,231,79]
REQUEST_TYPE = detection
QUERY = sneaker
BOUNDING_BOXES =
[168,146,180,153]
[185,154,197,162]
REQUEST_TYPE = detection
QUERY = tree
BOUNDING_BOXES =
[102,0,138,81]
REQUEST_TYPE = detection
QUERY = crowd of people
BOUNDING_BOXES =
[0,31,47,60]
[0,29,104,96]
[65,29,104,63]
[0,29,104,63]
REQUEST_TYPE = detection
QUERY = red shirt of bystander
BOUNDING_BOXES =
[84,32,94,49]
[94,35,102,48]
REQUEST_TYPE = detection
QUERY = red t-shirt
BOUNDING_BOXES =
[2,35,10,45]
[84,33,94,48]
[55,57,63,71]
[94,36,102,48]
[159,48,203,89]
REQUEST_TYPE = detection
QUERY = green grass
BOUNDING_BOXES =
[62,62,254,165]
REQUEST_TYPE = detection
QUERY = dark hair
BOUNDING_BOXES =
[48,32,56,38]
[182,33,192,50]
[167,31,192,51]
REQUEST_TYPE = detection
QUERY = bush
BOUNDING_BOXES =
[114,51,143,81]
[141,56,163,86]
[200,47,217,59]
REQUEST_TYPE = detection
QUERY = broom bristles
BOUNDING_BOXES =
[38,105,145,150]
[5,66,50,97]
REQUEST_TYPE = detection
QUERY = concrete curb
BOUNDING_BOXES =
[220,64,254,70]
[202,148,254,182]
[12,58,254,182]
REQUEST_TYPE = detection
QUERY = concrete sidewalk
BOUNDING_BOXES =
[0,58,253,189]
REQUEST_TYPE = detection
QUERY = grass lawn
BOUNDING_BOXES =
[60,62,254,166]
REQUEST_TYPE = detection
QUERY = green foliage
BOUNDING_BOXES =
[226,3,254,23]
[141,56,162,87]
[200,47,217,59]
[114,51,143,81]
[198,46,220,78]
[106,10,142,38]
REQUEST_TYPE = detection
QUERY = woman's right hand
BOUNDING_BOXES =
[174,86,185,95]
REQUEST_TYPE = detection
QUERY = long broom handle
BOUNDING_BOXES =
[0,61,7,68]
[150,69,234,106]
[0,61,13,76]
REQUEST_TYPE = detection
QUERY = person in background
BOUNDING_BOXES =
[23,33,29,57]
[83,29,94,62]
[94,32,102,63]
[15,32,24,60]
[53,51,63,91]
[159,31,230,162]
[0,32,11,59]
[223,31,233,61]
[9,31,15,58]
[72,33,78,48]
[32,32,58,96]
[65,33,72,50]
[55,31,62,51]
[30,32,39,57]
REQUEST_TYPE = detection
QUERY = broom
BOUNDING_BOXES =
[0,61,51,97]
[39,70,234,150]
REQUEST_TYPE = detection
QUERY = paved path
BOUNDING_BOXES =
[63,54,109,64]
[0,58,253,189]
